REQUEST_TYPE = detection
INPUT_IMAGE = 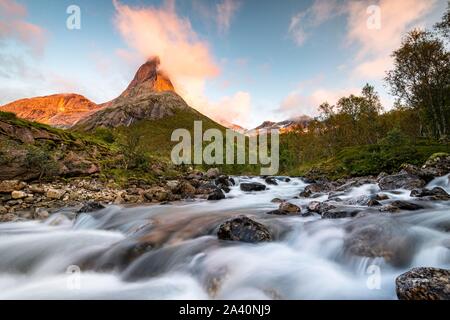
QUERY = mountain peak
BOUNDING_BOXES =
[119,57,175,100]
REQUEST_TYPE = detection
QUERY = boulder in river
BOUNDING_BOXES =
[265,177,278,185]
[380,200,424,212]
[410,187,450,200]
[217,216,272,243]
[240,182,266,192]
[396,267,450,300]
[267,202,301,215]
[378,173,426,191]
[207,190,226,201]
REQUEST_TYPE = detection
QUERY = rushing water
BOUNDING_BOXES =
[0,175,449,300]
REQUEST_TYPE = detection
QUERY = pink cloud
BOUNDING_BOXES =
[113,0,252,126]
[0,0,46,56]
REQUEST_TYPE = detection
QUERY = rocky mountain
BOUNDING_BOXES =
[0,94,102,128]
[247,115,312,135]
[73,57,209,131]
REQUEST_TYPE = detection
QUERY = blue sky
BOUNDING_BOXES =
[0,0,447,128]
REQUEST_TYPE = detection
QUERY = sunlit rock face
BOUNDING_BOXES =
[0,93,101,128]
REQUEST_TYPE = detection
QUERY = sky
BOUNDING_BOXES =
[0,0,447,128]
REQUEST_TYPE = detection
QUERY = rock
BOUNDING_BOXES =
[11,190,27,199]
[303,182,336,194]
[400,164,435,183]
[197,182,220,195]
[396,267,450,300]
[265,177,278,185]
[381,200,424,212]
[206,168,220,179]
[240,182,266,192]
[217,216,272,243]
[299,189,312,198]
[344,217,416,267]
[77,201,105,213]
[271,198,284,203]
[378,173,426,191]
[166,180,179,192]
[34,208,49,220]
[215,175,232,187]
[0,206,7,214]
[367,199,381,207]
[307,201,335,215]
[178,181,196,196]
[422,153,450,178]
[0,213,17,222]
[279,202,301,214]
[376,172,388,182]
[410,187,450,200]
[144,187,170,202]
[0,180,26,193]
[322,208,361,219]
[335,178,376,192]
[374,193,389,201]
[207,190,225,201]
[46,188,66,200]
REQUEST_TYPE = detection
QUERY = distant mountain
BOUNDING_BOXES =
[0,93,102,128]
[218,119,247,134]
[246,115,312,135]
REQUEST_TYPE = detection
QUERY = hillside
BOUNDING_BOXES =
[0,94,102,128]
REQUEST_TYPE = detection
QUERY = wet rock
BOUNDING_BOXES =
[197,182,221,195]
[207,190,225,201]
[299,189,312,198]
[307,201,335,215]
[381,200,424,212]
[0,180,26,193]
[271,198,283,203]
[217,216,272,243]
[240,182,266,192]
[410,187,450,200]
[178,181,196,196]
[11,190,27,199]
[376,172,388,182]
[265,177,278,185]
[344,216,416,267]
[268,202,301,216]
[335,178,376,192]
[396,267,450,300]
[322,208,361,219]
[77,201,105,213]
[206,168,220,179]
[303,182,336,194]
[374,193,389,201]
[367,199,381,207]
[0,213,17,222]
[378,173,426,191]
[215,175,233,187]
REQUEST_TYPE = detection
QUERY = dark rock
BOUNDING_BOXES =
[215,175,232,187]
[265,177,278,185]
[299,189,312,198]
[271,198,284,203]
[197,183,220,195]
[77,201,105,213]
[367,199,381,207]
[410,187,450,200]
[422,154,450,178]
[322,208,361,219]
[381,200,424,212]
[335,178,376,192]
[307,201,335,215]
[207,190,226,201]
[396,267,450,300]
[378,173,426,191]
[217,216,272,243]
[240,182,266,192]
[374,193,389,201]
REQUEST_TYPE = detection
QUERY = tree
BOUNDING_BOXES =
[385,29,450,138]
[435,1,450,40]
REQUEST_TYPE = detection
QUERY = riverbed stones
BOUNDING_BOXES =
[206,168,220,179]
[217,216,272,243]
[0,180,26,193]
[207,190,226,201]
[46,188,65,200]
[240,182,266,192]
[410,187,450,200]
[396,267,450,300]
[265,177,278,185]
[378,173,426,191]
[11,190,27,199]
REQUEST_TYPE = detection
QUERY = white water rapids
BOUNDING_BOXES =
[0,175,449,300]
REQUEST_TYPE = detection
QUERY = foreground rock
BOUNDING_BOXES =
[217,216,272,243]
[240,182,266,192]
[396,267,450,300]
[380,200,424,212]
